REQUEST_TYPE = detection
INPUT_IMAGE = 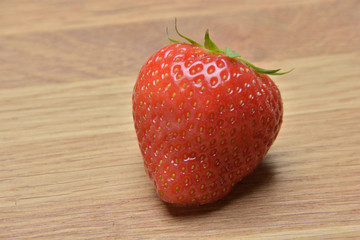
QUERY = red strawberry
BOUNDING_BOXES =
[132,21,291,205]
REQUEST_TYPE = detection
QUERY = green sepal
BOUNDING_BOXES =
[204,29,220,53]
[239,57,281,74]
[263,68,295,75]
[223,48,292,75]
[174,18,202,47]
[223,48,241,58]
[166,19,293,75]
[239,57,292,75]
[166,27,181,44]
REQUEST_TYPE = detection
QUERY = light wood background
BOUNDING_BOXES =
[1,0,360,239]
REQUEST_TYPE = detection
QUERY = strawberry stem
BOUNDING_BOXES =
[167,19,293,75]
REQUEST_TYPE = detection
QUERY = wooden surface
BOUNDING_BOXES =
[1,0,360,239]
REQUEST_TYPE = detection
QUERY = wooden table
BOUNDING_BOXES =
[1,0,359,239]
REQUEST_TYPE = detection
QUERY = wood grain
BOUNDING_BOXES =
[1,0,359,239]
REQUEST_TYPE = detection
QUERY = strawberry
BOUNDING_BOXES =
[132,20,291,205]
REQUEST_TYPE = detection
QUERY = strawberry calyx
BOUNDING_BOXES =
[166,19,293,75]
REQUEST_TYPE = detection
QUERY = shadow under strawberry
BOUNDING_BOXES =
[164,156,275,217]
